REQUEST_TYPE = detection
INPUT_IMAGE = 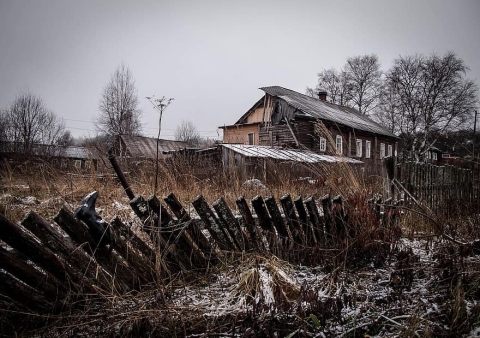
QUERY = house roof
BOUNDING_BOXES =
[256,86,397,139]
[222,144,363,164]
[119,135,190,159]
[55,146,99,160]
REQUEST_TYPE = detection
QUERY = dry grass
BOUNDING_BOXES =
[1,152,480,337]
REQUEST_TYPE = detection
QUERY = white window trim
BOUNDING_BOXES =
[335,135,343,155]
[388,144,393,157]
[319,137,327,152]
[356,139,362,157]
[380,143,385,158]
[74,160,82,168]
[365,141,371,158]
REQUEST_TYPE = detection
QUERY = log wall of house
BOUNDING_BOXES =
[258,121,314,149]
[223,124,260,145]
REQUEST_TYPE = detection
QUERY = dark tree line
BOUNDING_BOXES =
[308,52,478,161]
[0,91,69,155]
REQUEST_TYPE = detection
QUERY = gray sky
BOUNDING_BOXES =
[1,0,479,140]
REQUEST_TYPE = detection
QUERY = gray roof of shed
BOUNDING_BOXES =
[120,135,189,159]
[222,144,363,164]
[260,86,398,139]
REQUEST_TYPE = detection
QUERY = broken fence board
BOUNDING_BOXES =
[192,195,234,251]
[54,208,140,291]
[21,211,112,294]
[213,197,246,251]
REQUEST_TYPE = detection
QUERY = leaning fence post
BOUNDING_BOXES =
[192,195,235,251]
[304,197,325,244]
[236,196,265,252]
[294,196,317,246]
[281,194,305,244]
[213,197,248,251]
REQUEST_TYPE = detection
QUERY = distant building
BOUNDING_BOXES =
[220,86,399,172]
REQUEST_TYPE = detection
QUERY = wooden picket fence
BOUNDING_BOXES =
[0,188,400,316]
[395,161,476,212]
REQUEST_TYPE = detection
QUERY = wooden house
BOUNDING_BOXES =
[221,86,399,171]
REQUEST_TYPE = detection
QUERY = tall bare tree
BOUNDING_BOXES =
[307,55,382,115]
[383,52,478,161]
[345,54,383,115]
[96,64,142,138]
[0,91,65,154]
[174,120,201,146]
[306,68,352,106]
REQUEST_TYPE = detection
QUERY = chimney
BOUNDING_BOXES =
[318,90,327,101]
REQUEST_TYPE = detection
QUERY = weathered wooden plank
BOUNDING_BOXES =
[0,213,71,288]
[108,216,157,284]
[131,195,191,272]
[251,195,275,233]
[54,208,139,291]
[0,246,68,301]
[321,194,333,240]
[21,211,114,293]
[332,195,346,235]
[0,271,54,313]
[213,197,246,251]
[265,196,291,239]
[164,192,213,255]
[149,195,208,267]
[304,197,325,243]
[192,195,234,251]
[236,196,265,252]
[280,194,305,244]
[110,217,156,261]
[294,196,317,246]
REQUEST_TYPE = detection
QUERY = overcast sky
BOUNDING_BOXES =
[1,0,479,140]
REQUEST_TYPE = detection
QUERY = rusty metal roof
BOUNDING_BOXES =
[260,86,398,139]
[222,144,363,164]
[120,135,189,159]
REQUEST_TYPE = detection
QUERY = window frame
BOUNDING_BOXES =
[335,135,343,155]
[247,133,254,145]
[380,143,385,158]
[356,139,362,158]
[319,137,327,152]
[388,144,393,157]
[74,160,82,168]
[365,141,371,158]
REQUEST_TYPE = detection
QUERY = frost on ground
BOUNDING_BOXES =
[162,238,479,337]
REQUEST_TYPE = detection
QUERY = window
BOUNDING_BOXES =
[85,161,91,169]
[442,154,450,158]
[335,135,343,155]
[388,145,393,157]
[380,143,385,158]
[74,160,82,168]
[433,152,437,161]
[356,139,362,157]
[319,137,326,152]
[61,159,68,168]
[248,133,254,145]
[365,141,371,158]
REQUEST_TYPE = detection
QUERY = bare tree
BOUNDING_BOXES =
[96,64,142,138]
[307,55,382,115]
[307,68,352,106]
[0,91,65,154]
[174,120,201,146]
[344,54,383,115]
[383,52,478,161]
